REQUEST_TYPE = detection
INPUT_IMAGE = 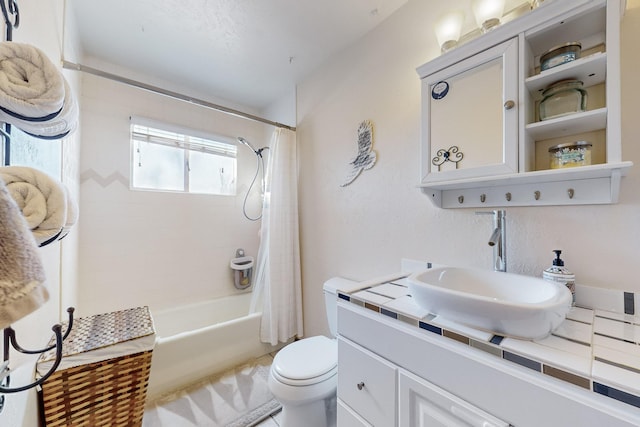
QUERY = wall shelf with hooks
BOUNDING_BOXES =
[420,162,632,208]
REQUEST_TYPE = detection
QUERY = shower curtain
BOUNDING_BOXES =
[250,128,303,346]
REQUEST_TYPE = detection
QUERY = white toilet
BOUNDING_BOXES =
[268,278,353,427]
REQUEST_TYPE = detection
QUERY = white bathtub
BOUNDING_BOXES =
[146,293,276,401]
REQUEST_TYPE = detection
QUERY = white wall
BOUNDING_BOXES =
[297,0,640,338]
[77,75,270,316]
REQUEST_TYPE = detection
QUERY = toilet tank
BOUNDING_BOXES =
[323,277,358,337]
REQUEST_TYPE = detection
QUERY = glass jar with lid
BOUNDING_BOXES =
[549,141,592,169]
[539,79,588,121]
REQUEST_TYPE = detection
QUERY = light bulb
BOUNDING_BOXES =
[434,10,465,53]
[472,0,506,33]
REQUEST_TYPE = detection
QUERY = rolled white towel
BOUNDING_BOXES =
[10,76,78,140]
[0,42,65,121]
[0,166,67,246]
[0,178,49,329]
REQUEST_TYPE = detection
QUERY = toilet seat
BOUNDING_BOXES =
[272,336,337,386]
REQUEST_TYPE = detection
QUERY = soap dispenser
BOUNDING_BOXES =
[230,248,254,290]
[543,250,575,306]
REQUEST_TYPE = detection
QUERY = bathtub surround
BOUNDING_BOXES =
[0,178,48,329]
[77,72,266,315]
[251,128,303,346]
[143,355,280,427]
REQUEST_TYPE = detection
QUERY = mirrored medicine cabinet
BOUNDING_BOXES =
[417,0,632,208]
[423,38,518,182]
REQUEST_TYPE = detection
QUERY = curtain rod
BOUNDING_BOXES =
[62,60,296,132]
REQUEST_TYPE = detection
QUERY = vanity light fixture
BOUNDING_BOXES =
[434,10,465,53]
[472,0,506,33]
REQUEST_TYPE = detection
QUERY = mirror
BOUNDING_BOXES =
[429,58,503,170]
[421,38,518,183]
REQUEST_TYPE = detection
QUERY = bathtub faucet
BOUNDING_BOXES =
[475,210,506,272]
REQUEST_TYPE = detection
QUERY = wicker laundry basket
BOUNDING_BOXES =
[36,306,155,427]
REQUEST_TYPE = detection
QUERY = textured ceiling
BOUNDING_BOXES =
[67,0,529,113]
[67,0,409,111]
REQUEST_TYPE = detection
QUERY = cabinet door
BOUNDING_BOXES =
[338,338,397,427]
[399,370,510,427]
[421,38,518,183]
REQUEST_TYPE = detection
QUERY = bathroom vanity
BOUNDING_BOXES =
[335,275,640,427]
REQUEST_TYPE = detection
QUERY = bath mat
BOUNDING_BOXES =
[143,354,281,427]
[232,399,281,427]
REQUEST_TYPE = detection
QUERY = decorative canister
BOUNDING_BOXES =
[539,79,587,121]
[540,42,582,71]
[549,141,592,169]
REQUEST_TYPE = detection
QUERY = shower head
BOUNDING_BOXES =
[237,137,258,153]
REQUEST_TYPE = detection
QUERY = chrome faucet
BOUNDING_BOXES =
[476,210,506,272]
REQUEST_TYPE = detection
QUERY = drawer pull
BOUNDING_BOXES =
[357,382,365,390]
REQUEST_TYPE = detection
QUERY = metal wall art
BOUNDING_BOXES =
[341,120,377,187]
[432,146,463,171]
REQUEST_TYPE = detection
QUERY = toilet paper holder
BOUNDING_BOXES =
[230,248,254,290]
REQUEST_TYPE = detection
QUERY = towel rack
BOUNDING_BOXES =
[0,0,18,42]
[0,307,74,417]
[0,0,75,409]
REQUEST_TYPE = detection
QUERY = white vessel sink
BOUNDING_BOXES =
[407,267,572,340]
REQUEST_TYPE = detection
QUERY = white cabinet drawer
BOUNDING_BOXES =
[399,369,510,427]
[338,399,372,427]
[338,337,397,427]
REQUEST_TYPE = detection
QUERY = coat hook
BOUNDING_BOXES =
[505,192,511,202]
[4,308,74,356]
[0,325,63,393]
[567,188,575,199]
[534,190,541,200]
[480,194,486,203]
[458,195,464,204]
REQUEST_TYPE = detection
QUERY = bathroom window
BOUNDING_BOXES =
[3,126,62,178]
[130,118,237,195]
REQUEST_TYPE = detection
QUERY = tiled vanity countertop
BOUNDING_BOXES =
[338,275,640,411]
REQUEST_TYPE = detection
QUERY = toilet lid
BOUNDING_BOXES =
[272,336,337,381]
